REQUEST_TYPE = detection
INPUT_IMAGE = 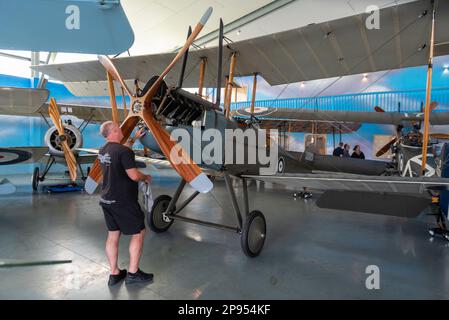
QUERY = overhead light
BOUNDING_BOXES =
[444,66,449,74]
[236,29,241,36]
[362,74,368,82]
[300,82,306,88]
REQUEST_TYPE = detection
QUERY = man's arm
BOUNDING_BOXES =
[124,129,145,148]
[126,168,152,183]
[121,147,152,183]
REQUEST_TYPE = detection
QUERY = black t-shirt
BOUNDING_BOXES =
[333,147,344,157]
[98,142,138,204]
[351,151,365,159]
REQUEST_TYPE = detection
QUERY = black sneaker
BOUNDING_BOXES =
[125,269,154,284]
[303,192,313,199]
[108,269,127,286]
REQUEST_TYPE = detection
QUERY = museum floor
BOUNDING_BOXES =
[1,172,449,299]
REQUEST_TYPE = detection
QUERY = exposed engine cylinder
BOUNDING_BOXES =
[44,125,83,156]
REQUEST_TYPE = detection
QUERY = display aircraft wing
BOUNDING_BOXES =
[0,87,49,115]
[232,108,449,125]
[38,102,125,123]
[0,147,49,165]
[0,178,16,195]
[76,148,172,171]
[243,173,449,194]
[32,0,449,96]
[0,87,124,123]
[243,172,449,217]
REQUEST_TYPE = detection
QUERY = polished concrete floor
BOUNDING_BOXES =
[1,171,449,299]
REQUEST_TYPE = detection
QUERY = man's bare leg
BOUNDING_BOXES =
[129,229,145,273]
[106,231,121,275]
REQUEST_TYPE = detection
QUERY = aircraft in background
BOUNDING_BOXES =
[0,87,170,191]
[0,92,97,190]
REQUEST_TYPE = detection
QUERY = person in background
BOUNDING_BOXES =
[343,144,351,157]
[333,142,344,157]
[351,145,365,159]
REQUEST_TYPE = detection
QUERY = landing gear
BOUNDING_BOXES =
[428,194,449,241]
[241,210,266,257]
[149,173,267,257]
[31,155,84,191]
[147,195,174,233]
[32,167,40,191]
[277,157,285,173]
[428,228,449,241]
[294,191,313,199]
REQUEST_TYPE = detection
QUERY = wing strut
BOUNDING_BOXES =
[421,0,437,175]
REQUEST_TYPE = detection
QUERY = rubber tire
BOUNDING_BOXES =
[32,167,40,191]
[241,210,267,258]
[147,195,175,233]
[277,157,285,173]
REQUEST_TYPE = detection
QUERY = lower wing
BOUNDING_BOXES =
[0,147,49,165]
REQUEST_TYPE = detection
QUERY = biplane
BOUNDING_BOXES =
[0,88,97,190]
[31,0,449,257]
[0,86,171,191]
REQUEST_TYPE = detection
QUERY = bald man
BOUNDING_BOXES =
[98,121,153,286]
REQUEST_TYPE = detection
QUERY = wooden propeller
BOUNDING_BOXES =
[85,7,214,195]
[48,98,78,182]
[375,137,397,157]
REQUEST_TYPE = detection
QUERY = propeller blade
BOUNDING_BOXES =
[430,133,449,140]
[85,116,140,194]
[374,106,385,113]
[98,55,133,97]
[375,137,397,157]
[142,7,213,103]
[48,98,65,135]
[141,108,213,193]
[61,141,78,181]
[106,72,120,124]
[48,98,77,181]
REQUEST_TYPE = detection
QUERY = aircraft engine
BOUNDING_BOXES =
[44,124,83,157]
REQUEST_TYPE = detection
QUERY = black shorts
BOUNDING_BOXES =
[101,201,145,235]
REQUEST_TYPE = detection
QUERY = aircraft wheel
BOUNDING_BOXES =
[277,157,285,173]
[147,195,175,233]
[241,210,266,257]
[444,232,449,242]
[32,167,40,191]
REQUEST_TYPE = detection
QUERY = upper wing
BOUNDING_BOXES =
[0,87,49,116]
[232,108,449,125]
[31,0,449,96]
[38,102,124,123]
[242,173,449,194]
[0,86,120,122]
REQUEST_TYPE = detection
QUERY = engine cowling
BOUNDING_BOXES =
[44,124,83,157]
